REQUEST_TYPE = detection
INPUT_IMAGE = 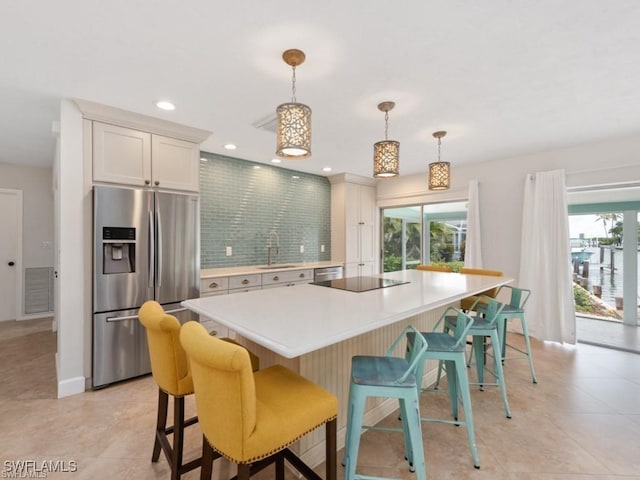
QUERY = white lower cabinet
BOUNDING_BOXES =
[228,274,261,290]
[261,269,313,288]
[200,277,229,296]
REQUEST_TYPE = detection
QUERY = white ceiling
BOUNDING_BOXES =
[2,1,640,178]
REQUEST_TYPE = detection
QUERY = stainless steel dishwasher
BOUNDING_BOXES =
[314,265,344,282]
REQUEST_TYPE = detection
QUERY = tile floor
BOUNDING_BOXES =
[577,315,640,354]
[1,318,640,479]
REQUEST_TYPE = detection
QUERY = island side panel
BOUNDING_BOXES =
[240,304,447,468]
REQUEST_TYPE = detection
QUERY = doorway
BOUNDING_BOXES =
[568,187,640,352]
[0,188,22,321]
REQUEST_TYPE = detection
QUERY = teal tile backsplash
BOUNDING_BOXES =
[199,152,331,268]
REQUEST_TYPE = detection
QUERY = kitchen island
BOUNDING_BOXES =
[182,269,511,467]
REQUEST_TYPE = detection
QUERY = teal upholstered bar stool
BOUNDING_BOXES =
[479,285,537,384]
[344,324,429,480]
[438,296,512,418]
[406,308,480,469]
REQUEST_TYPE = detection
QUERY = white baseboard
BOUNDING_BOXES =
[55,353,86,398]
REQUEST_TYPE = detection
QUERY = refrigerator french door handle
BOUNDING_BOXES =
[106,314,139,323]
[148,210,154,288]
[156,206,162,288]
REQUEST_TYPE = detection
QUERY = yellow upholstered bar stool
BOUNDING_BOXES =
[180,321,338,480]
[458,267,503,312]
[138,301,201,480]
[416,264,453,272]
[138,301,259,480]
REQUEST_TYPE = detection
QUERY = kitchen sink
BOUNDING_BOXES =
[257,265,297,270]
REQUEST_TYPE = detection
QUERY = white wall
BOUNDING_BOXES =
[55,99,86,398]
[0,163,54,318]
[0,163,54,268]
[377,134,640,281]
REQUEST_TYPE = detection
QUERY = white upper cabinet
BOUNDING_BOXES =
[76,100,211,193]
[151,134,200,192]
[92,122,152,187]
[93,122,200,192]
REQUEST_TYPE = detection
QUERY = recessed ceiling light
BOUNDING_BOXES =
[253,165,261,169]
[155,100,176,111]
[292,175,300,179]
[322,167,332,172]
[271,158,282,164]
[224,143,237,150]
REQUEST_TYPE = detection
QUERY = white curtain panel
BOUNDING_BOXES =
[464,179,483,268]
[519,169,576,344]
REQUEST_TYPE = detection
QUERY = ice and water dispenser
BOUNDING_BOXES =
[101,227,136,274]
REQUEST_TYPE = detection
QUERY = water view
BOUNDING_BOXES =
[572,245,639,321]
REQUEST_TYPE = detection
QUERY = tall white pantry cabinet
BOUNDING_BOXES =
[329,174,378,277]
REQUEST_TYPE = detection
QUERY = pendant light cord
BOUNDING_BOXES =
[384,111,389,140]
[291,66,297,102]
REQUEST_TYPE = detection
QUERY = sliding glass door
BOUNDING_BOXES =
[568,202,639,327]
[382,202,467,272]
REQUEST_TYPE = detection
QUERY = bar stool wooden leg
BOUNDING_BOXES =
[171,396,185,480]
[325,419,337,480]
[153,389,169,462]
[237,464,251,480]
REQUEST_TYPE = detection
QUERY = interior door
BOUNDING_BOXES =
[0,189,20,321]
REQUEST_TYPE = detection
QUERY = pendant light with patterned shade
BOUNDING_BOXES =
[373,101,399,178]
[428,131,450,190]
[276,49,311,159]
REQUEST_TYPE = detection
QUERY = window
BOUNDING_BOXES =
[382,201,467,272]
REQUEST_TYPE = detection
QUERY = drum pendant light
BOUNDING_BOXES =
[276,49,311,159]
[373,101,400,178]
[428,131,450,190]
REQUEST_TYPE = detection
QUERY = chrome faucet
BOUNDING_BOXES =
[266,230,280,265]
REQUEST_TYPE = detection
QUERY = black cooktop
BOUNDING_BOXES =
[312,276,409,293]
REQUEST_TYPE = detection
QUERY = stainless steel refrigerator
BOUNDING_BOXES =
[92,185,199,388]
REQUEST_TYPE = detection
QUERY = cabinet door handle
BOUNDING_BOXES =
[242,279,250,285]
[273,276,279,281]
[154,180,160,186]
[358,221,365,225]
[299,273,305,278]
[144,179,151,185]
[209,282,218,288]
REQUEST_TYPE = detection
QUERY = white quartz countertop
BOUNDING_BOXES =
[183,270,512,358]
[200,261,344,278]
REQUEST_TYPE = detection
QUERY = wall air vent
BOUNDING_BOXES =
[252,113,278,133]
[24,267,54,315]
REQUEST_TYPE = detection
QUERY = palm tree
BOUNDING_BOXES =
[594,213,620,238]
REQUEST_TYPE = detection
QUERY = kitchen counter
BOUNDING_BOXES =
[186,269,511,358]
[182,269,512,467]
[200,260,343,279]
